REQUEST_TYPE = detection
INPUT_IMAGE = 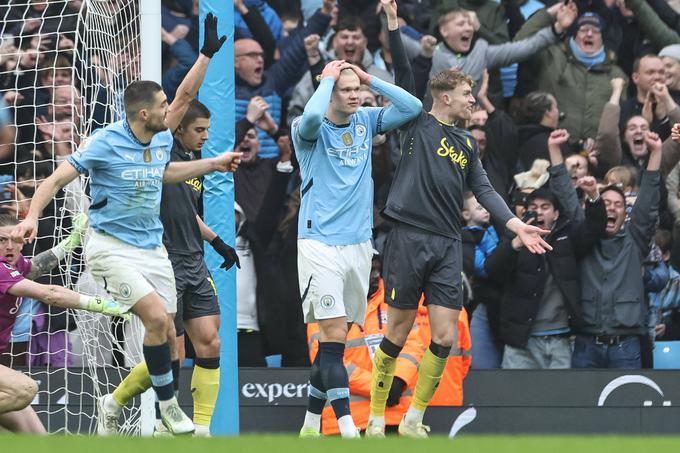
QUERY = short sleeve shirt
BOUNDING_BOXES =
[68,120,174,249]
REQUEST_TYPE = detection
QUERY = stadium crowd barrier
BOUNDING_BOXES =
[21,367,680,434]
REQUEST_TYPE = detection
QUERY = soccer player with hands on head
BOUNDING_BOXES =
[293,28,422,438]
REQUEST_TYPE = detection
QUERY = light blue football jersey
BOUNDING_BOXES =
[68,120,173,249]
[292,107,384,246]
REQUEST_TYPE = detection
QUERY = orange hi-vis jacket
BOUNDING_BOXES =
[307,279,424,435]
[415,304,472,406]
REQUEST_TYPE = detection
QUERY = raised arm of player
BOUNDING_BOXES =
[163,150,242,183]
[165,13,227,133]
[382,0,416,96]
[11,161,80,243]
[295,60,347,142]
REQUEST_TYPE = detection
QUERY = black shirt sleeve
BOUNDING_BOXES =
[242,6,277,68]
[388,29,415,96]
[467,143,515,226]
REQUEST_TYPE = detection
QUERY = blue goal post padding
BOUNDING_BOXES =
[198,0,238,435]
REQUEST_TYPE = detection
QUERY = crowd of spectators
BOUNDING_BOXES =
[2,0,680,371]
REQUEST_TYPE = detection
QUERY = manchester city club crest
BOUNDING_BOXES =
[320,295,335,309]
[356,124,366,136]
[155,147,164,161]
[143,148,151,162]
[119,283,132,299]
[341,131,353,146]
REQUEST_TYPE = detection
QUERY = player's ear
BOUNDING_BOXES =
[462,208,470,222]
[443,92,452,105]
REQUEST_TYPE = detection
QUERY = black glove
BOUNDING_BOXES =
[200,12,227,58]
[210,235,240,270]
[386,377,407,407]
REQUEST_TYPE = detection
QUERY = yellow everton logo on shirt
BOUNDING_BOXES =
[436,137,468,169]
[143,148,151,162]
[342,132,353,146]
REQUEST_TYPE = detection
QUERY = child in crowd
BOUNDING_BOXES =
[462,193,503,369]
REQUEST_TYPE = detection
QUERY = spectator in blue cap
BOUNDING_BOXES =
[516,8,627,144]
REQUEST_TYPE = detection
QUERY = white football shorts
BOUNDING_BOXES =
[85,229,177,314]
[298,239,372,328]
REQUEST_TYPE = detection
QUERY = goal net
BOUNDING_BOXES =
[0,0,151,435]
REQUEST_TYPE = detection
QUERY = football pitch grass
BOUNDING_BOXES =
[3,434,679,453]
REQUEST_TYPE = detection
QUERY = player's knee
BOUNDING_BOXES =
[166,317,177,337]
[204,335,220,357]
[193,333,220,358]
[142,311,168,334]
[386,324,411,347]
[13,377,38,410]
[430,330,455,349]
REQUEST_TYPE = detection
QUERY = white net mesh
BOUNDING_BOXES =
[0,0,147,435]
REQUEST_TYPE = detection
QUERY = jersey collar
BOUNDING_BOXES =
[323,117,351,128]
[124,119,151,147]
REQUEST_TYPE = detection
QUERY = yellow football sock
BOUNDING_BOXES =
[191,365,220,426]
[112,361,151,406]
[370,346,398,417]
[411,348,447,411]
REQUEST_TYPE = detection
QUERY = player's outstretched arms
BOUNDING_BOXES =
[11,161,80,244]
[8,280,129,319]
[163,151,243,183]
[25,213,88,281]
[165,13,227,132]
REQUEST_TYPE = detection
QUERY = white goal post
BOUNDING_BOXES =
[0,0,162,435]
